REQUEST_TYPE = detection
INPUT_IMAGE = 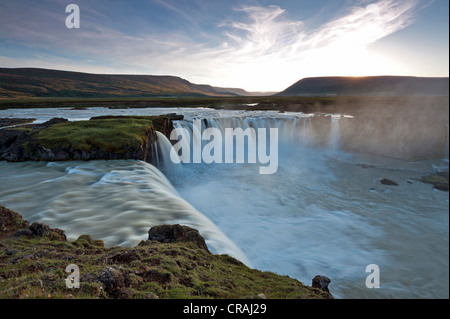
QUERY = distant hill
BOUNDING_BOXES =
[0,68,248,98]
[277,76,449,97]
[210,87,275,96]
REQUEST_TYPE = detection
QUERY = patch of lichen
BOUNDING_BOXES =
[0,207,332,300]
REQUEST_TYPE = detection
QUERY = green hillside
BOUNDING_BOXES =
[0,68,246,98]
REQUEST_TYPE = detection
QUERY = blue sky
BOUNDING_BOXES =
[0,0,448,91]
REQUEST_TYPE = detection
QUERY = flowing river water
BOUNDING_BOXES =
[0,107,448,299]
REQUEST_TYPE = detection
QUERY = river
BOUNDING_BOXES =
[0,107,448,298]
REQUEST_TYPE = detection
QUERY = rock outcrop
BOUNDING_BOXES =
[0,118,36,128]
[148,224,209,252]
[312,275,331,293]
[380,178,399,186]
[419,171,449,191]
[0,116,175,164]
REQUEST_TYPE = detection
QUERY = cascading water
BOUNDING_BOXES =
[0,160,250,265]
[169,115,320,156]
[159,113,448,299]
[328,115,341,150]
[155,131,183,173]
[0,107,448,299]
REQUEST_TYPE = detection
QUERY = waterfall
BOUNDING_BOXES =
[328,115,341,151]
[174,116,316,146]
[0,160,251,265]
[155,131,182,172]
[157,114,341,173]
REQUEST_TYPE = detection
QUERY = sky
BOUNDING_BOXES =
[0,0,448,92]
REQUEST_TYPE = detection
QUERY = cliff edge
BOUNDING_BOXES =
[0,206,333,299]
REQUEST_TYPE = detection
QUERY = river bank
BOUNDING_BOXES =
[0,206,332,299]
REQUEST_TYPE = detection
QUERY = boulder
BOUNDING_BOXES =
[29,222,51,237]
[29,222,66,241]
[36,118,69,129]
[420,172,449,191]
[73,234,104,248]
[0,206,30,238]
[148,224,209,252]
[380,178,399,186]
[97,266,132,299]
[312,275,331,293]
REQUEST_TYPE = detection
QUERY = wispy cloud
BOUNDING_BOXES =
[190,0,422,90]
[0,0,425,91]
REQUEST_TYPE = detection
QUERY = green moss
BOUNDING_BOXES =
[31,118,157,153]
[73,234,104,248]
[0,208,333,300]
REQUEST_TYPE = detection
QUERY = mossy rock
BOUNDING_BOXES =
[420,172,449,191]
[73,234,104,248]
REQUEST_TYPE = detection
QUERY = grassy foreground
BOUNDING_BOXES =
[0,206,332,299]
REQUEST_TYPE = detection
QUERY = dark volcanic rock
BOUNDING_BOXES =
[0,118,69,161]
[0,129,27,155]
[97,266,132,299]
[12,229,33,238]
[36,118,69,128]
[312,275,331,293]
[162,113,184,121]
[29,222,66,240]
[148,224,209,252]
[0,206,30,238]
[0,118,36,128]
[380,178,399,186]
[0,209,66,241]
[29,222,51,237]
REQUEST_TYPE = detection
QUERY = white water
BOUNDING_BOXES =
[0,107,448,299]
[0,160,250,265]
[327,115,341,150]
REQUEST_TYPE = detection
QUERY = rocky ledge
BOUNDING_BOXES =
[0,118,36,128]
[0,116,174,164]
[0,206,333,299]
